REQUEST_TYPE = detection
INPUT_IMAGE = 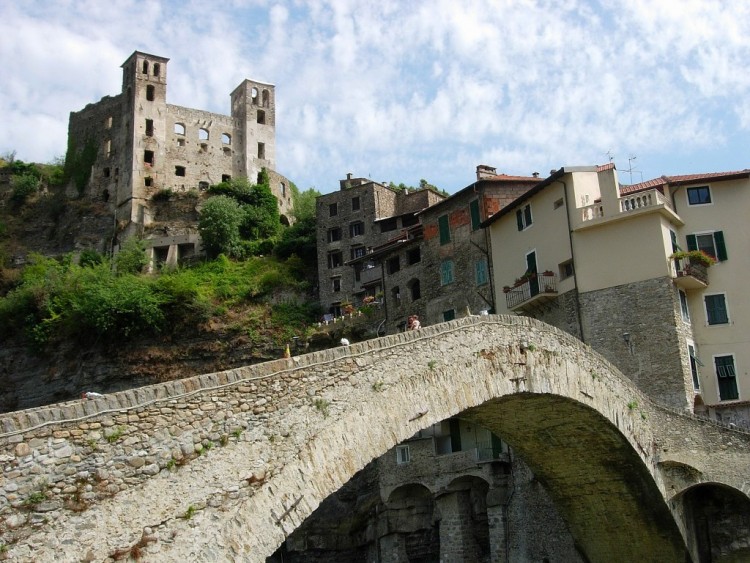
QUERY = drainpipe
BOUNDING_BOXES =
[380,261,388,330]
[558,179,586,344]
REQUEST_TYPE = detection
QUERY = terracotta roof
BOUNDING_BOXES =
[620,169,750,195]
[596,163,616,172]
[484,173,540,182]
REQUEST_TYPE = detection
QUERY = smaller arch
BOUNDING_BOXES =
[221,133,231,145]
[280,214,290,227]
[142,60,149,74]
[198,128,209,141]
[174,123,185,135]
[251,87,258,104]
[146,85,155,101]
[262,89,270,108]
[153,62,160,77]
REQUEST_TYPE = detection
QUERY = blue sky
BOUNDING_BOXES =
[1,0,749,194]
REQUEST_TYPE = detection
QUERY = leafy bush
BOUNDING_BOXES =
[198,196,244,258]
[115,238,148,275]
[79,249,105,268]
[11,173,40,203]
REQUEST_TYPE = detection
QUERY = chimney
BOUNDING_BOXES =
[346,172,353,180]
[476,165,498,181]
[532,172,540,178]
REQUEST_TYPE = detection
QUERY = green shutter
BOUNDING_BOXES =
[470,200,481,230]
[686,234,697,251]
[516,209,524,231]
[439,215,450,245]
[714,231,727,261]
[670,230,679,252]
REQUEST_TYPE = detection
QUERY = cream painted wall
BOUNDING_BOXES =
[672,179,750,405]
[490,182,571,314]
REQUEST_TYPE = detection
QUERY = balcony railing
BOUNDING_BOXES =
[359,265,381,285]
[505,273,558,311]
[673,257,709,289]
[580,189,676,224]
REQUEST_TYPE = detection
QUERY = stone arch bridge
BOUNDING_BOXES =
[1,315,749,562]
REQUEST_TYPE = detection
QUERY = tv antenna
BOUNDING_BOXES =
[625,154,642,184]
[605,150,614,163]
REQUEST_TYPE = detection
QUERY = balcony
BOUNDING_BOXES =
[673,257,709,289]
[359,264,381,285]
[578,188,680,229]
[505,273,558,313]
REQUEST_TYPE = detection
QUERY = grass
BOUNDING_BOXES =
[313,398,330,418]
[428,360,437,371]
[106,426,124,443]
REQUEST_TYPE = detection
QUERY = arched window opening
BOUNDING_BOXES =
[153,63,160,77]
[251,87,258,104]
[257,110,266,124]
[142,60,149,74]
[262,89,270,108]
[221,133,231,145]
[198,128,209,141]
[174,123,185,135]
[146,85,155,101]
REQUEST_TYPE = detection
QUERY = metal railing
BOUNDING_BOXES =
[674,257,708,285]
[505,273,558,309]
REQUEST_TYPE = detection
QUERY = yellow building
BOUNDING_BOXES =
[484,164,750,425]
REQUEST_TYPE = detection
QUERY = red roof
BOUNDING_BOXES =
[620,169,750,195]
[484,173,540,182]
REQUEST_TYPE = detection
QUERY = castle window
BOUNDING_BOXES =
[386,256,400,275]
[146,85,155,101]
[258,142,265,159]
[142,60,149,74]
[145,177,153,187]
[198,128,209,141]
[153,63,160,77]
[105,116,112,129]
[332,277,341,292]
[262,89,270,108]
[105,140,112,158]
[407,248,421,265]
[145,119,154,137]
[175,166,186,177]
[391,286,401,303]
[177,138,185,147]
[257,110,266,124]
[251,87,258,104]
[144,150,154,165]
[199,181,209,191]
[174,123,185,135]
[257,172,263,184]
[280,182,286,197]
[103,167,110,178]
[222,174,231,183]
[409,279,421,301]
[221,133,231,145]
[352,196,360,211]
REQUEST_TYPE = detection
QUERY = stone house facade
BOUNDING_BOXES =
[315,174,445,319]
[485,164,750,424]
[65,50,294,266]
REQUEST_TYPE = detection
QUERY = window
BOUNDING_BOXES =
[332,278,341,292]
[153,62,160,77]
[438,215,451,245]
[475,259,489,286]
[688,343,700,391]
[105,116,112,129]
[258,142,265,159]
[440,260,454,285]
[470,199,481,230]
[142,60,149,74]
[327,228,342,243]
[687,186,711,205]
[329,203,338,217]
[687,232,727,261]
[386,256,400,275]
[553,197,564,210]
[328,251,343,269]
[559,260,574,280]
[174,123,185,135]
[105,140,112,158]
[280,182,286,197]
[144,150,154,165]
[199,128,209,141]
[516,204,533,230]
[380,218,397,233]
[145,119,153,137]
[396,445,410,465]
[679,290,690,321]
[198,181,209,191]
[392,286,401,303]
[175,166,186,177]
[350,222,364,237]
[407,248,421,265]
[715,355,738,401]
[257,110,265,124]
[409,279,421,301]
[222,174,231,183]
[262,89,270,108]
[146,85,155,101]
[103,167,110,178]
[704,294,728,325]
[144,176,153,187]
[443,309,456,322]
[402,214,418,227]
[221,133,231,145]
[177,138,186,147]
[352,196,360,211]
[351,246,366,260]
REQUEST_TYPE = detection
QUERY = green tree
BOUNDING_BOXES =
[292,187,321,222]
[10,173,40,203]
[115,238,148,275]
[198,195,244,258]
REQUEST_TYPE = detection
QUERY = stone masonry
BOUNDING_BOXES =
[1,315,750,561]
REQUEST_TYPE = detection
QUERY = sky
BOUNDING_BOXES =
[1,0,749,195]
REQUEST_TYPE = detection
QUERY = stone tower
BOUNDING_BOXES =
[230,80,277,185]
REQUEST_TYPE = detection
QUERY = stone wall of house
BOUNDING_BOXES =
[579,277,695,411]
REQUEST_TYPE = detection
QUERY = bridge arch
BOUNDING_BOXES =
[3,316,750,562]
